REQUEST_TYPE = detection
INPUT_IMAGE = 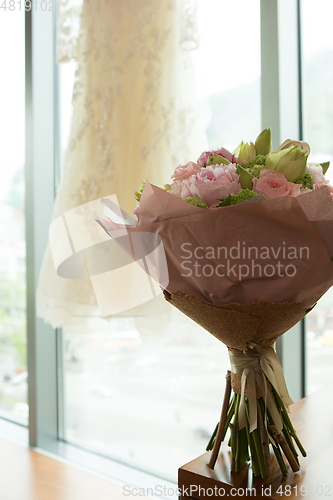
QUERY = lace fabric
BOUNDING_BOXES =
[37,0,203,329]
[56,0,199,63]
[56,0,83,63]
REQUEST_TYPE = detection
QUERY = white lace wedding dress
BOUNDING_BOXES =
[37,0,203,329]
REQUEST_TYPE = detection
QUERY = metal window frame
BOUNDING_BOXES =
[22,0,306,486]
[25,5,59,449]
[260,0,305,401]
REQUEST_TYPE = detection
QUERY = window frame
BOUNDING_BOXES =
[260,0,305,401]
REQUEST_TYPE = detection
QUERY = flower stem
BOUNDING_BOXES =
[257,398,270,476]
[231,394,240,464]
[245,425,259,475]
[271,384,306,458]
[222,395,236,441]
[206,423,219,452]
[245,400,266,478]
[272,443,288,476]
[207,381,304,478]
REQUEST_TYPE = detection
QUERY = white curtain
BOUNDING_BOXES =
[37,0,203,329]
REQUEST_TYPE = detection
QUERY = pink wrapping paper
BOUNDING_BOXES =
[102,182,333,310]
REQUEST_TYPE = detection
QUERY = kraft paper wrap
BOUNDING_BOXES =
[163,290,307,351]
[164,291,296,427]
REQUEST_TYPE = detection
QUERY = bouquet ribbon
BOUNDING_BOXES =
[229,344,294,435]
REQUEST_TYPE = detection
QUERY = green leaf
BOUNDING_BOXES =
[213,153,230,165]
[238,141,256,162]
[233,141,243,157]
[217,195,232,207]
[236,164,255,190]
[319,161,330,175]
[255,128,272,155]
[265,147,307,182]
[206,154,230,166]
[206,155,214,166]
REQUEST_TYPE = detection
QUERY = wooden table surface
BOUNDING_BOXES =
[0,436,151,500]
[1,383,331,500]
[179,383,333,499]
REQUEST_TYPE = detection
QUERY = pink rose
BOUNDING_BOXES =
[253,169,302,199]
[307,164,333,195]
[172,161,201,186]
[197,147,236,168]
[307,163,326,184]
[181,164,241,207]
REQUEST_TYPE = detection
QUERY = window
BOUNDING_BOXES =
[192,0,261,150]
[59,1,262,479]
[1,0,329,492]
[0,7,27,426]
[301,0,333,395]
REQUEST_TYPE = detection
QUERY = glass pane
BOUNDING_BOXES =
[192,0,261,151]
[301,0,333,395]
[0,10,28,424]
[59,0,261,479]
[63,310,228,478]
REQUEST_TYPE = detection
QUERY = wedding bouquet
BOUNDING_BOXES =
[98,129,333,478]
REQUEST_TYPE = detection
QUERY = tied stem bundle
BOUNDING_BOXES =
[206,344,306,478]
[164,292,308,476]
